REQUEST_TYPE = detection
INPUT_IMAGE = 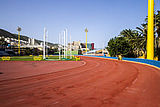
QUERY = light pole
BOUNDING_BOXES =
[85,28,88,54]
[147,0,154,60]
[17,27,21,55]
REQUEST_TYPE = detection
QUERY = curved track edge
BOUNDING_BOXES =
[83,55,160,70]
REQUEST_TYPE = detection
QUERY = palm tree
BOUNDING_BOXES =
[120,29,143,57]
[120,29,137,38]
[155,11,160,60]
[144,11,160,60]
[136,24,148,58]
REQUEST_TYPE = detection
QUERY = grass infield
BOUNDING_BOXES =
[0,56,79,61]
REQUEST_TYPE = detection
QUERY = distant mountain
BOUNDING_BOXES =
[0,29,58,47]
[0,29,30,41]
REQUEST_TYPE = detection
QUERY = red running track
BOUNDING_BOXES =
[0,56,160,107]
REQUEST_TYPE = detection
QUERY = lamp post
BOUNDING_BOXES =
[147,0,154,60]
[85,28,88,54]
[17,27,21,55]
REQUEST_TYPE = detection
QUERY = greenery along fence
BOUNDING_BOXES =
[0,55,81,61]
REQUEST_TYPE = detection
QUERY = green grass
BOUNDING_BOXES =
[0,56,34,61]
[0,55,79,61]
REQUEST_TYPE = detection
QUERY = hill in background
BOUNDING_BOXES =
[0,29,58,47]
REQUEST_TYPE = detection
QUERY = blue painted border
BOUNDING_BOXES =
[84,55,160,69]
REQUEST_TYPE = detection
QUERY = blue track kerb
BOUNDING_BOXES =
[84,55,160,69]
[123,58,160,68]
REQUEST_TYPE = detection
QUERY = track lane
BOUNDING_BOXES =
[0,58,98,93]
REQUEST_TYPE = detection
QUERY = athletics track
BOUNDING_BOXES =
[0,56,160,107]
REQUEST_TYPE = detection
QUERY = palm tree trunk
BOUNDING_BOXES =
[158,37,160,61]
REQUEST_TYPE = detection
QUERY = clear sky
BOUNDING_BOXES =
[0,0,160,48]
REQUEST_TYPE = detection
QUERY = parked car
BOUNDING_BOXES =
[5,50,16,56]
[0,51,10,57]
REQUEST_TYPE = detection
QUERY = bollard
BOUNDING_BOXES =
[33,56,42,61]
[75,57,80,61]
[1,56,10,61]
[118,55,122,60]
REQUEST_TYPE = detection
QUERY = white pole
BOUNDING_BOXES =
[46,30,48,57]
[61,32,63,58]
[59,33,61,60]
[64,30,66,58]
[61,32,64,58]
[103,41,105,56]
[43,28,46,59]
[70,35,72,59]
[66,29,68,58]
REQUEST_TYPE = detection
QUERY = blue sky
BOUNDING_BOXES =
[0,0,160,48]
